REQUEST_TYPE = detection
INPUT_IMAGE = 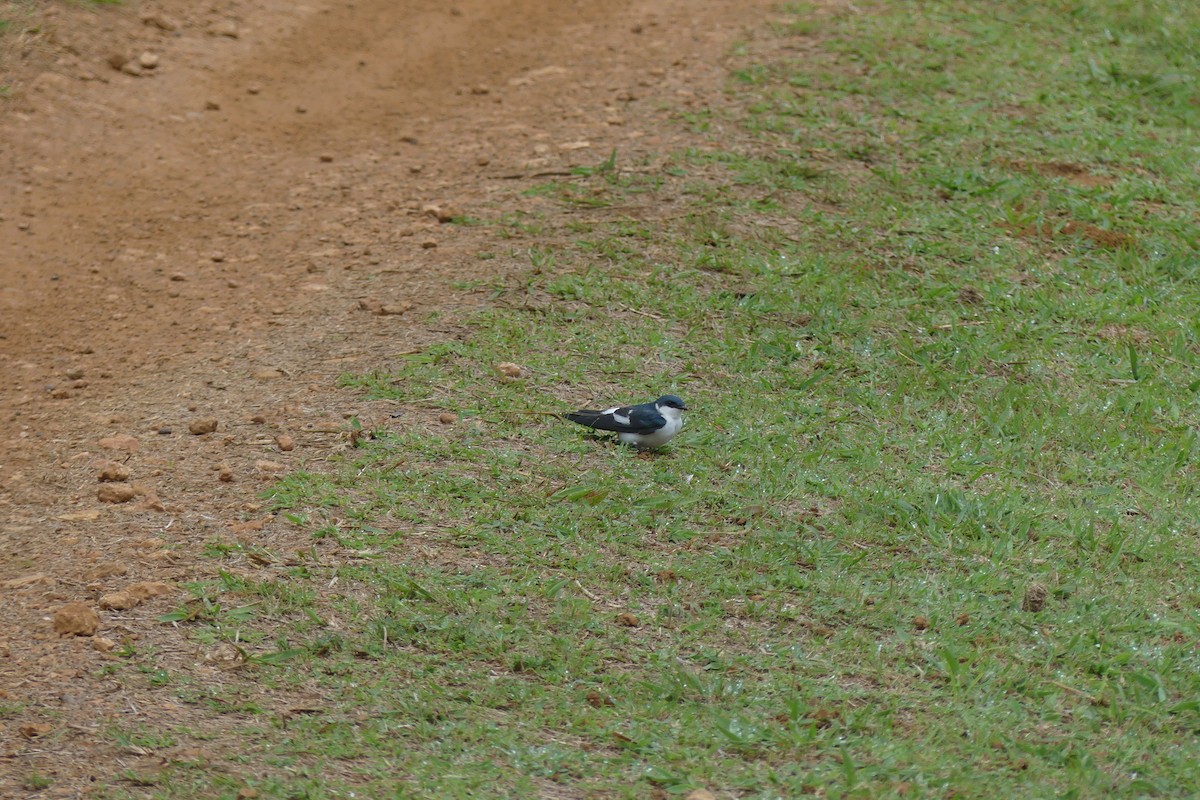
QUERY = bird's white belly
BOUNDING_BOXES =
[620,415,682,448]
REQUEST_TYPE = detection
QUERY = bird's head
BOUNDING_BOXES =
[656,395,689,413]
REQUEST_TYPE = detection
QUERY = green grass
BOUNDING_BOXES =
[23,774,53,791]
[113,1,1200,797]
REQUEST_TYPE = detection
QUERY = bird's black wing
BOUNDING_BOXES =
[566,403,664,434]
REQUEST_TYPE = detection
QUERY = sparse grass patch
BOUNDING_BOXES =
[22,774,53,791]
[138,1,1200,797]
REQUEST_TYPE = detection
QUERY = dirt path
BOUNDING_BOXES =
[0,0,778,793]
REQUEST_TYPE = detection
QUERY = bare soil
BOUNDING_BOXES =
[0,0,780,794]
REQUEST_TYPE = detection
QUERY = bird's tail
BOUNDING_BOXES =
[564,410,603,428]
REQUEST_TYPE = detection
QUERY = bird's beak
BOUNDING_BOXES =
[681,404,690,411]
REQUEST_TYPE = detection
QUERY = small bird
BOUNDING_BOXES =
[565,395,689,449]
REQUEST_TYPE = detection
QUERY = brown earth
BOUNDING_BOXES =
[0,0,782,794]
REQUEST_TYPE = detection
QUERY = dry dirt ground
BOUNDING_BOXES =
[0,0,783,794]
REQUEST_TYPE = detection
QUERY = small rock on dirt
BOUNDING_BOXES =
[85,562,128,581]
[107,53,130,71]
[1023,582,1048,613]
[189,417,219,435]
[2,574,54,590]
[97,461,130,482]
[97,484,136,504]
[422,204,461,223]
[99,434,139,452]
[209,19,240,38]
[255,460,285,474]
[357,297,384,314]
[496,362,525,378]
[139,52,159,70]
[128,581,175,601]
[276,434,295,452]
[137,491,166,513]
[913,616,930,631]
[19,723,53,739]
[99,591,140,611]
[93,636,116,653]
[615,612,640,627]
[66,367,84,380]
[438,412,458,424]
[53,602,99,636]
[218,464,234,482]
[141,10,180,30]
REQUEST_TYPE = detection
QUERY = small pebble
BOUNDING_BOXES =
[1023,582,1048,613]
[98,484,137,504]
[496,362,524,378]
[141,12,180,31]
[210,20,240,38]
[97,461,130,482]
[188,418,218,435]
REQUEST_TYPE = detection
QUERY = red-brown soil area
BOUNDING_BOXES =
[0,0,781,794]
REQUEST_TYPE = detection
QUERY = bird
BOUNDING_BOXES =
[564,394,689,449]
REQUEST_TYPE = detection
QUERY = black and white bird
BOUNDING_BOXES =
[565,395,689,449]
